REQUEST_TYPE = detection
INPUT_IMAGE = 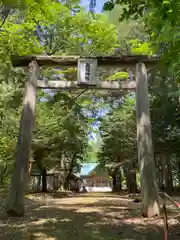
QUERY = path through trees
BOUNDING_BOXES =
[1,192,180,239]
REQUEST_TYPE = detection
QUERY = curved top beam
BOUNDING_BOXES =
[11,55,159,68]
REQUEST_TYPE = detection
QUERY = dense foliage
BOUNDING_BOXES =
[98,0,180,195]
[0,0,118,186]
[103,1,180,74]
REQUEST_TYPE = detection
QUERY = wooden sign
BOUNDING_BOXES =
[77,58,97,85]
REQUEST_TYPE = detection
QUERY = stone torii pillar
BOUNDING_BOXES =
[136,62,160,218]
[7,61,39,217]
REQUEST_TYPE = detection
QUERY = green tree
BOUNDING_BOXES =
[103,1,180,74]
[98,95,137,192]
[4,0,119,216]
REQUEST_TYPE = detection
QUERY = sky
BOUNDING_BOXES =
[80,0,105,13]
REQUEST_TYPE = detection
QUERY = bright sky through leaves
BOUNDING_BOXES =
[80,0,105,12]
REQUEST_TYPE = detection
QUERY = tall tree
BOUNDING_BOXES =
[4,0,119,216]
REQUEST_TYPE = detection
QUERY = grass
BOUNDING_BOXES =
[0,192,180,239]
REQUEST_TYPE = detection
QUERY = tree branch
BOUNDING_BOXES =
[0,8,10,30]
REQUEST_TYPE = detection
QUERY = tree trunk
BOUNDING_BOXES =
[175,153,180,188]
[161,153,173,193]
[124,169,138,195]
[178,163,180,187]
[112,174,117,192]
[42,167,47,192]
[7,61,39,217]
[136,62,160,218]
[27,160,34,187]
[167,163,173,193]
[58,155,65,191]
[26,160,34,193]
[161,154,166,190]
[154,153,161,188]
[37,176,41,191]
[159,161,164,190]
[124,168,129,191]
[166,156,173,194]
[0,164,7,185]
[28,160,33,179]
[53,176,57,190]
[129,170,138,193]
[116,171,122,192]
[155,154,163,189]
[64,153,77,190]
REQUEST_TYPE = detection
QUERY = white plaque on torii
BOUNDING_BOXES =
[77,58,97,85]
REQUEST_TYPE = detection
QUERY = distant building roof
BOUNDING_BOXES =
[31,162,99,177]
[80,163,98,177]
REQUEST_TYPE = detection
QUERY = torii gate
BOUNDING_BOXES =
[7,55,159,217]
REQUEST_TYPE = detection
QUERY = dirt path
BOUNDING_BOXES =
[0,192,180,239]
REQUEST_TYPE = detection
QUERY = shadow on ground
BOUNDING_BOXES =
[0,192,180,240]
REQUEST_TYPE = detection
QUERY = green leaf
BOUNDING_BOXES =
[108,71,129,80]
